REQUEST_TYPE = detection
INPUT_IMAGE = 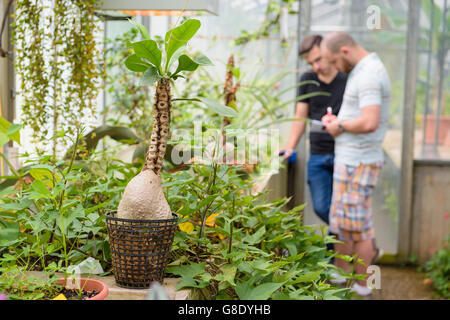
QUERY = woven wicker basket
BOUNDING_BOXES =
[106,211,178,289]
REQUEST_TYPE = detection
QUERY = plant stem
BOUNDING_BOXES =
[228,193,235,262]
[199,163,218,238]
[0,152,25,186]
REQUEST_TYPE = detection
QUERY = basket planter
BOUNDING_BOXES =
[105,211,178,289]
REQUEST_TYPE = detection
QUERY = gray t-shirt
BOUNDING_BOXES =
[335,53,391,166]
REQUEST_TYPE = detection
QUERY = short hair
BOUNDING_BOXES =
[298,34,323,56]
[323,31,356,53]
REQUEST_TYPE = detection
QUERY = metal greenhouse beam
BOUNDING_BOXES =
[101,0,219,15]
[398,0,420,263]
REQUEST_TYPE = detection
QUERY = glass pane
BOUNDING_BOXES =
[301,0,408,256]
[415,0,450,160]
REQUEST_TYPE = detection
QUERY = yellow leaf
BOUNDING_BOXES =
[179,222,194,234]
[29,168,58,188]
[213,232,225,240]
[53,294,67,300]
[205,213,220,227]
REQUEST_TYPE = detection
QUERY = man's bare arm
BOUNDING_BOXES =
[280,102,309,158]
[324,105,380,137]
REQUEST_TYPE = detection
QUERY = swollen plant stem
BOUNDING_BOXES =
[143,78,171,175]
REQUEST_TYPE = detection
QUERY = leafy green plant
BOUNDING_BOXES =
[162,159,352,300]
[0,120,141,273]
[0,264,62,300]
[420,235,450,299]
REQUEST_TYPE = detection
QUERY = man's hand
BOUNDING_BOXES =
[321,113,337,124]
[279,148,295,159]
[325,118,343,137]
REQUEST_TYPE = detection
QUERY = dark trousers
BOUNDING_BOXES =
[307,154,336,257]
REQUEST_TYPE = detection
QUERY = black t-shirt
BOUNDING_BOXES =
[297,71,347,155]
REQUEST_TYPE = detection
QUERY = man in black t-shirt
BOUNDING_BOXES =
[280,34,347,227]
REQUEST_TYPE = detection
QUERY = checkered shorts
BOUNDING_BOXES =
[329,161,383,242]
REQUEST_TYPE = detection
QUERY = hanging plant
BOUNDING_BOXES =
[12,0,102,155]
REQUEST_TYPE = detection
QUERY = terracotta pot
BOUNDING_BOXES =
[56,278,109,300]
[419,115,450,146]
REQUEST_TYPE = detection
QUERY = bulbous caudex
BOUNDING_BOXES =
[117,78,173,220]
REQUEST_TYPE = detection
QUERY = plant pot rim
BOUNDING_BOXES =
[56,278,109,300]
[106,211,178,223]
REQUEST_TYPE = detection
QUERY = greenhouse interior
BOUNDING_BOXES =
[0,0,448,302]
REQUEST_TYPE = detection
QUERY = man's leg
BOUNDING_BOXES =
[307,154,333,224]
[333,230,354,273]
[354,238,376,286]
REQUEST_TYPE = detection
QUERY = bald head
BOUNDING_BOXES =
[322,31,357,54]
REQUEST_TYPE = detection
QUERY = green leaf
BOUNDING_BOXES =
[292,271,322,284]
[174,55,200,75]
[236,281,283,300]
[166,45,186,71]
[124,54,151,72]
[6,124,22,144]
[0,132,9,148]
[131,40,162,71]
[166,262,206,278]
[0,198,32,211]
[244,226,266,245]
[0,116,11,135]
[0,220,19,245]
[128,19,150,40]
[214,265,237,286]
[165,19,201,71]
[140,66,161,86]
[31,180,51,197]
[199,97,238,118]
[29,168,56,188]
[194,54,213,66]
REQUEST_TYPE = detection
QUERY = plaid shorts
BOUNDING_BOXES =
[329,161,383,242]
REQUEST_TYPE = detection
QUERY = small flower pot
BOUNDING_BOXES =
[56,278,109,300]
[105,211,178,289]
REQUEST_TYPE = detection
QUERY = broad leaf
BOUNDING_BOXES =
[140,66,161,86]
[29,167,57,188]
[124,54,151,72]
[194,54,213,66]
[235,281,283,300]
[0,116,20,144]
[128,19,150,40]
[31,180,51,198]
[199,97,238,118]
[291,271,322,284]
[0,198,32,211]
[174,54,213,76]
[174,54,200,75]
[6,124,22,144]
[0,132,9,148]
[165,19,201,71]
[131,40,162,71]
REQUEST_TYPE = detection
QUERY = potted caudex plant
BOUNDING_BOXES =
[105,19,219,289]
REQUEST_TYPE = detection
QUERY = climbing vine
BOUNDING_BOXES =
[12,0,103,155]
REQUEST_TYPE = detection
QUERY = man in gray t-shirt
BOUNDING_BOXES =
[319,31,391,298]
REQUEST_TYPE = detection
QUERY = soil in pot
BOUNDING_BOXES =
[56,288,100,300]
